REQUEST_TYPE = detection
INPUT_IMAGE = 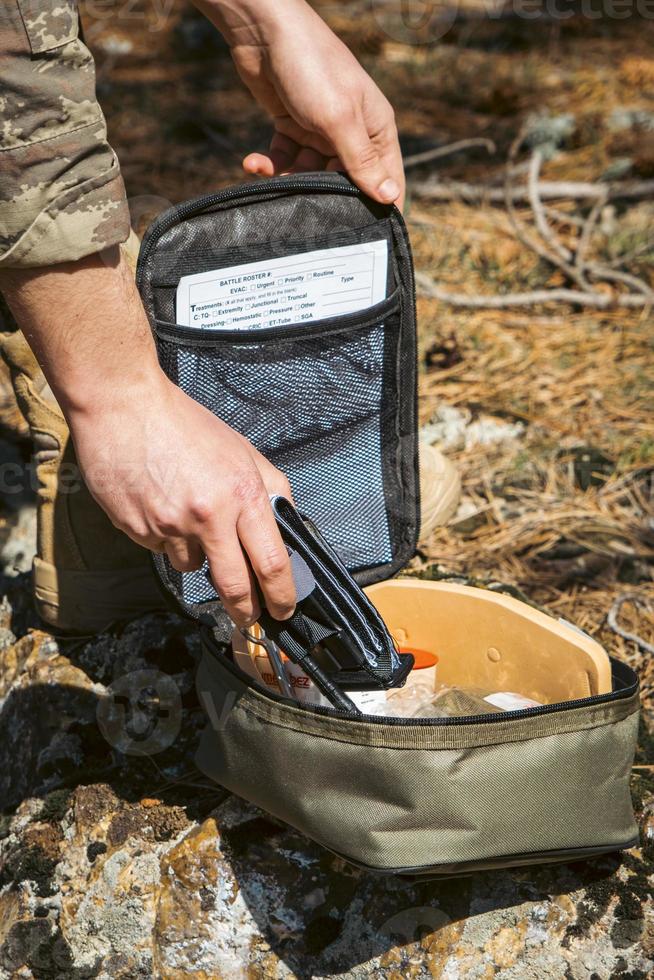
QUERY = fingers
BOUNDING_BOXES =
[293,146,328,172]
[268,132,302,172]
[235,491,296,622]
[243,152,276,177]
[203,530,261,628]
[249,445,295,502]
[323,110,404,207]
[164,536,204,573]
[383,129,406,212]
[243,132,329,178]
[243,133,303,177]
[197,460,296,624]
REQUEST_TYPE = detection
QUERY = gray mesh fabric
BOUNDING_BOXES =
[157,316,397,605]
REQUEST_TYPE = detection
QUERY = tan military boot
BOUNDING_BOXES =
[418,443,461,545]
[0,328,168,632]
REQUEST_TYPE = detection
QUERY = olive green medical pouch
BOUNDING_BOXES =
[195,585,639,876]
[138,174,640,876]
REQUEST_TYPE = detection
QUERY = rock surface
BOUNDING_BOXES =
[0,598,651,979]
[0,511,652,978]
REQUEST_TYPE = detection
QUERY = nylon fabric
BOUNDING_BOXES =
[262,607,335,666]
[195,645,640,872]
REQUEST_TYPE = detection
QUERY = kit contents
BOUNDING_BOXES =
[483,691,543,711]
[230,628,262,684]
[232,625,332,707]
[230,627,543,717]
[392,685,504,719]
[386,647,438,701]
[242,628,294,699]
[348,689,391,715]
[175,240,388,330]
[378,684,542,719]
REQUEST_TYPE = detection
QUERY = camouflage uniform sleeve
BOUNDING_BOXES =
[0,1,131,268]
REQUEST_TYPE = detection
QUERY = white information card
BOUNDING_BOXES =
[175,239,388,331]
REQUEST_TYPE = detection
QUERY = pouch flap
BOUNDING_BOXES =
[137,172,419,620]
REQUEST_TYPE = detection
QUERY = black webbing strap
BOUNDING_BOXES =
[258,607,334,667]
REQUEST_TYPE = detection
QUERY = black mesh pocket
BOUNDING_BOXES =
[154,290,409,605]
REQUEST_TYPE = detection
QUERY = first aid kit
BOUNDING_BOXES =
[137,172,639,876]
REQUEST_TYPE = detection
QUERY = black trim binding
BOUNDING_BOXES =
[153,288,401,345]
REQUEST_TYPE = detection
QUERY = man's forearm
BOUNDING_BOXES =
[0,248,165,422]
[0,247,297,626]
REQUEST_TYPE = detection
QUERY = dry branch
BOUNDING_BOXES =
[415,272,651,309]
[527,151,573,264]
[410,178,654,204]
[572,185,654,299]
[607,594,654,656]
[414,128,654,310]
[403,138,496,170]
[504,131,593,295]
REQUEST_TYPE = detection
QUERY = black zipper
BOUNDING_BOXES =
[136,173,398,293]
[205,629,639,728]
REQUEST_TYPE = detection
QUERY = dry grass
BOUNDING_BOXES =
[410,238,653,720]
[86,3,654,730]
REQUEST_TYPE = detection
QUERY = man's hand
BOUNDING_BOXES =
[1,249,296,628]
[195,0,405,208]
[72,378,296,628]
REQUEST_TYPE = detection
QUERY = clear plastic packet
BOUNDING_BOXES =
[384,684,543,718]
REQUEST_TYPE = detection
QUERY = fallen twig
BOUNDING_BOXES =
[415,271,651,308]
[410,178,654,204]
[575,191,607,272]
[528,151,573,263]
[543,205,586,229]
[607,594,654,656]
[590,265,654,298]
[403,138,496,170]
[504,132,593,294]
[416,127,654,310]
[573,187,654,299]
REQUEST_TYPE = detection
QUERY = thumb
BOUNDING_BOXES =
[330,114,401,205]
